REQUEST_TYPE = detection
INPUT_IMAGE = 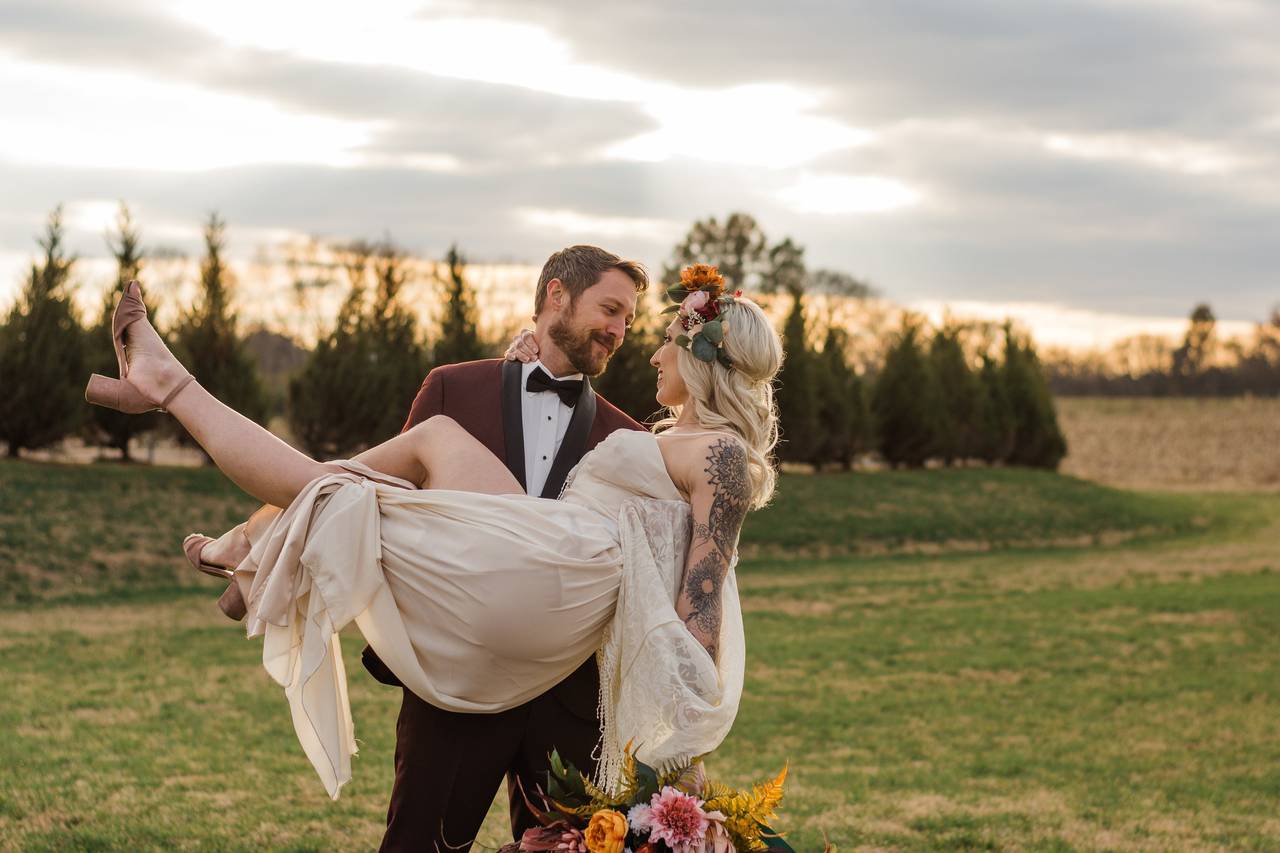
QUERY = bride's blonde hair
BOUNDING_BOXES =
[654,296,783,509]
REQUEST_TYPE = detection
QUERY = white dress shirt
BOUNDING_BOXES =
[520,359,583,497]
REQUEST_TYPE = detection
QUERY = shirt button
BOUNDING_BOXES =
[547,416,552,421]
[542,455,548,460]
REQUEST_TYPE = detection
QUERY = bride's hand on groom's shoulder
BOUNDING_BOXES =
[504,329,539,363]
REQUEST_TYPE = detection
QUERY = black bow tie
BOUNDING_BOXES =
[526,367,584,407]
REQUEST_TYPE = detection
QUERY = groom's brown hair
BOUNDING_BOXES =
[533,245,648,317]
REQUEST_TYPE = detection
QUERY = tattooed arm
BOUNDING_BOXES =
[675,436,751,662]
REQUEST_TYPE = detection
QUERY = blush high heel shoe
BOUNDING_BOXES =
[85,280,195,413]
[183,533,248,622]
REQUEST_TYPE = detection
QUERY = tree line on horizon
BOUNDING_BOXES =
[1044,303,1280,398]
[0,204,1065,471]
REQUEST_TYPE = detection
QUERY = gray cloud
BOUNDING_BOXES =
[2,0,1278,323]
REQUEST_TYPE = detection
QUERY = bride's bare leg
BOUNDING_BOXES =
[164,384,346,508]
[354,415,523,495]
[113,285,514,505]
[165,399,516,509]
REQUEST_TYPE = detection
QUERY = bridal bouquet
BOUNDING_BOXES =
[498,743,800,853]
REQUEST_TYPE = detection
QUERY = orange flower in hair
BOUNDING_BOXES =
[678,263,725,291]
[662,264,740,368]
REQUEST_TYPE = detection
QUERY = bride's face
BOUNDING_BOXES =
[650,318,689,407]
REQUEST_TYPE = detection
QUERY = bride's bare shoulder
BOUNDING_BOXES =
[655,430,748,498]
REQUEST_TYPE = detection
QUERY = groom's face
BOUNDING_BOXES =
[546,270,638,376]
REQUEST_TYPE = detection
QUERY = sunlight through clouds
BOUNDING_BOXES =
[910,298,1255,350]
[777,173,921,215]
[62,200,122,236]
[1042,133,1247,176]
[0,56,379,171]
[606,84,872,169]
[166,1,872,170]
[516,208,679,243]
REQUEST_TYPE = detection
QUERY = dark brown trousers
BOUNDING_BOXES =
[377,659,600,852]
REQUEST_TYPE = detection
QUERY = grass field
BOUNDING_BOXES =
[2,458,1279,850]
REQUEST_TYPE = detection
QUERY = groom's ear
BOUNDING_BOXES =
[544,278,567,314]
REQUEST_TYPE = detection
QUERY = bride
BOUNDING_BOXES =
[84,267,783,797]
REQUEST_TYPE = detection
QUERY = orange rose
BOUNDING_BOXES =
[583,809,628,853]
[679,263,725,291]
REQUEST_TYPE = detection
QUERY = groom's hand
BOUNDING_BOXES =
[504,328,539,363]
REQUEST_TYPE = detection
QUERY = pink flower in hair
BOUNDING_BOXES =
[681,289,710,314]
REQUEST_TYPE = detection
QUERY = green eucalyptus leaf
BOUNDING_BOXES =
[660,303,681,315]
[666,285,689,302]
[692,334,718,362]
[701,319,724,344]
[716,348,734,368]
[675,334,692,348]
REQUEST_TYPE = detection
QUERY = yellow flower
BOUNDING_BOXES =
[584,809,628,853]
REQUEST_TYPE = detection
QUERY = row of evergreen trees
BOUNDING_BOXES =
[596,213,1067,470]
[0,205,492,461]
[0,206,268,460]
[0,205,1066,470]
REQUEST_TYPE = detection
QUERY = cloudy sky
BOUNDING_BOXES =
[2,0,1278,345]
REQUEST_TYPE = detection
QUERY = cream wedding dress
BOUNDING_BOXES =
[232,429,746,797]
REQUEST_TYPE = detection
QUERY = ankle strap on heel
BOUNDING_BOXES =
[160,375,196,411]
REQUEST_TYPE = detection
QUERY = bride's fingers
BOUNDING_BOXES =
[504,329,539,362]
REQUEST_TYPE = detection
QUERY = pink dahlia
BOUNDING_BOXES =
[647,786,712,851]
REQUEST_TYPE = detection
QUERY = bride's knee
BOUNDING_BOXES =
[410,414,464,449]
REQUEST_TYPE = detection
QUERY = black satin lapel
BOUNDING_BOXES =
[540,377,596,498]
[501,360,527,491]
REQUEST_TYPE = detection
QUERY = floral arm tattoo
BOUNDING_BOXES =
[677,439,750,662]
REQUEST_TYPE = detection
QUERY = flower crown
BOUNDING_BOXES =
[661,264,742,368]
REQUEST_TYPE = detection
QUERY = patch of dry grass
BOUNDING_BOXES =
[1058,396,1280,491]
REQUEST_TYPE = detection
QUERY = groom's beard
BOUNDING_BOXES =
[548,311,619,377]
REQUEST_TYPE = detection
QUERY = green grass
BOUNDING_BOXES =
[2,460,1279,849]
[747,466,1207,557]
[2,459,1205,604]
[0,459,258,605]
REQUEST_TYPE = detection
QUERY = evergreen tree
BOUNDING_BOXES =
[976,354,1015,464]
[85,203,158,461]
[365,242,432,443]
[432,244,488,365]
[171,213,267,459]
[815,325,867,469]
[0,207,87,457]
[288,244,377,458]
[871,318,941,468]
[593,292,663,424]
[1002,328,1067,469]
[927,325,983,465]
[775,292,824,464]
[288,240,430,457]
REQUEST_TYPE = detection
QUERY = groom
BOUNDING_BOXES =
[365,245,649,851]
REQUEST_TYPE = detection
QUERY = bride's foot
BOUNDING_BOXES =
[186,524,252,573]
[183,525,251,622]
[85,281,195,413]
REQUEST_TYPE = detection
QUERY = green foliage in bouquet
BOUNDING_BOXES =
[530,742,797,852]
